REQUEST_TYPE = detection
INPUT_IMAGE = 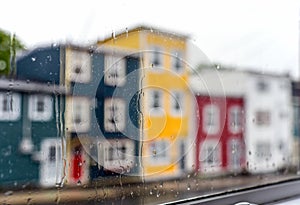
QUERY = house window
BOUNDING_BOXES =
[179,140,186,170]
[49,146,56,162]
[203,104,220,135]
[40,138,63,187]
[105,144,127,162]
[104,55,126,87]
[255,110,271,126]
[28,94,52,121]
[149,140,170,165]
[102,140,134,171]
[67,97,90,132]
[148,89,164,115]
[227,138,242,169]
[104,98,126,132]
[257,79,269,92]
[255,142,272,160]
[170,91,184,116]
[171,50,184,73]
[200,140,221,168]
[228,106,243,133]
[69,49,91,83]
[149,46,163,69]
[0,92,21,121]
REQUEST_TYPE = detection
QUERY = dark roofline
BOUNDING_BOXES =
[199,66,291,79]
[17,43,96,61]
[0,78,67,95]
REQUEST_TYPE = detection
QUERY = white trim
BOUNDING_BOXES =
[203,104,220,135]
[148,45,164,71]
[200,139,222,172]
[0,92,21,121]
[170,90,185,117]
[68,49,91,83]
[104,55,126,87]
[170,50,184,74]
[227,138,242,170]
[104,98,126,132]
[66,97,91,132]
[148,139,171,165]
[39,138,63,187]
[228,105,242,134]
[28,94,53,121]
[98,139,135,171]
[148,89,164,116]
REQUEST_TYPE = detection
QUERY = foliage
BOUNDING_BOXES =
[0,29,25,75]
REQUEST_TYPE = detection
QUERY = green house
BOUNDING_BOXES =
[0,79,65,187]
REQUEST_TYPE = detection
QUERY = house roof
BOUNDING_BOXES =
[97,24,190,45]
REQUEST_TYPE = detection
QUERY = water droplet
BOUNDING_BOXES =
[187,183,191,191]
[125,27,128,38]
[77,180,81,186]
[156,191,160,198]
[112,31,116,40]
[4,191,13,196]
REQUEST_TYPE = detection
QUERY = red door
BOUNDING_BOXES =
[71,145,83,182]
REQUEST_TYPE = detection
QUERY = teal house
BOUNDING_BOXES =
[0,79,65,187]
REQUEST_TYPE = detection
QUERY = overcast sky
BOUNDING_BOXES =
[1,0,299,78]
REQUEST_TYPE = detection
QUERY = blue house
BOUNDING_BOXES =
[14,44,141,186]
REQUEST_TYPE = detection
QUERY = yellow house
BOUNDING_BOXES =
[97,25,191,179]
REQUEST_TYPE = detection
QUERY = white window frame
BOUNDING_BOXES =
[66,97,91,132]
[170,90,184,116]
[100,140,134,171]
[39,138,63,187]
[104,55,126,87]
[148,89,164,116]
[255,141,272,161]
[149,46,164,71]
[0,92,21,121]
[104,98,126,132]
[28,94,53,121]
[171,50,184,74]
[200,139,221,169]
[69,49,91,83]
[228,106,242,133]
[203,104,220,135]
[227,138,242,170]
[149,139,171,165]
[255,110,271,126]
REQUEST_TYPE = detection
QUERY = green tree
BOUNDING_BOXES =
[0,29,25,76]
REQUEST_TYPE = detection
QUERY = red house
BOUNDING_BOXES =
[195,95,245,174]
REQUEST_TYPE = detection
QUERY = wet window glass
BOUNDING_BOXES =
[0,1,299,205]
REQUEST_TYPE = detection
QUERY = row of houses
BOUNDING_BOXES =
[0,26,194,187]
[0,25,295,188]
